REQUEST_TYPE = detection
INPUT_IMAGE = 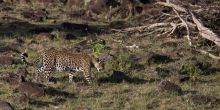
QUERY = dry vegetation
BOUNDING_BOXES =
[0,0,220,110]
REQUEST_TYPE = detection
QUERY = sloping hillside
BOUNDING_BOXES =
[0,0,220,110]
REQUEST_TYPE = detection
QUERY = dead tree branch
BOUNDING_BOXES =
[197,49,220,60]
[191,12,220,47]
[173,9,192,46]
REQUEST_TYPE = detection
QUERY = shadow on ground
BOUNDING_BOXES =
[0,19,109,37]
[29,99,57,108]
[45,86,75,98]
[98,70,149,84]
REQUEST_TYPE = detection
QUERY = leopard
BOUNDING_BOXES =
[21,48,103,84]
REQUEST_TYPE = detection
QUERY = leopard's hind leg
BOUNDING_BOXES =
[83,69,92,84]
[36,66,52,82]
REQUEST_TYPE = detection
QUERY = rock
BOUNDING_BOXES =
[87,0,109,15]
[21,8,48,22]
[16,67,28,78]
[158,80,182,94]
[20,9,35,19]
[15,94,29,105]
[0,72,20,85]
[109,20,131,29]
[0,101,14,110]
[0,56,13,65]
[191,94,218,104]
[59,32,77,40]
[147,53,173,65]
[0,46,12,52]
[178,74,190,83]
[17,82,45,97]
[53,97,66,105]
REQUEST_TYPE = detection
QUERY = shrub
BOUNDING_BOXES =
[179,61,211,81]
[90,41,106,57]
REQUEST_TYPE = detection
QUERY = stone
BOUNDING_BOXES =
[53,97,66,105]
[59,32,77,40]
[0,101,14,110]
[0,56,13,65]
[178,74,190,83]
[0,72,20,85]
[147,53,173,65]
[16,67,28,78]
[191,94,218,104]
[158,80,182,94]
[15,93,29,105]
[17,82,45,97]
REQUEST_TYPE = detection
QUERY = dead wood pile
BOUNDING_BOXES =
[111,0,220,60]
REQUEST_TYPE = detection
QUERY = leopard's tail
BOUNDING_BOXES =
[20,52,34,66]
[20,52,28,65]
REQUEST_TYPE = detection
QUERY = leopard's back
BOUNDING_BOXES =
[55,51,91,72]
[40,49,96,83]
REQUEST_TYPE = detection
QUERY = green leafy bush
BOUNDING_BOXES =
[105,49,131,72]
[90,41,106,57]
[179,61,211,81]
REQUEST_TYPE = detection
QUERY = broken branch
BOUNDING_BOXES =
[197,49,220,60]
[191,11,220,47]
[173,8,192,46]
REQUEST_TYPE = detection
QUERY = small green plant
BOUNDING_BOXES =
[91,41,106,57]
[105,49,131,72]
[179,62,210,81]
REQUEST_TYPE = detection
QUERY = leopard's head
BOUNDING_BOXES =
[94,60,104,72]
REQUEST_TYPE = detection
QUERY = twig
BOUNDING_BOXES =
[173,9,192,46]
[111,23,169,33]
[197,49,220,60]
[167,22,177,37]
[148,23,169,29]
